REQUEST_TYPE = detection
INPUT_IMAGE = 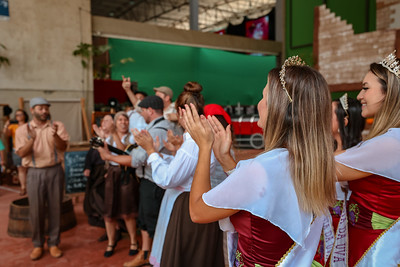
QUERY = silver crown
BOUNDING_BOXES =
[380,50,400,78]
[279,55,306,103]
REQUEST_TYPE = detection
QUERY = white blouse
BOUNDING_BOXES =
[335,128,400,182]
[203,148,323,266]
[147,132,216,190]
[106,134,129,166]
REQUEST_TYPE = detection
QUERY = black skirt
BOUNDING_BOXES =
[83,164,106,227]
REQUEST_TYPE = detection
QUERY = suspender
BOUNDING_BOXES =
[147,117,165,130]
[28,121,58,167]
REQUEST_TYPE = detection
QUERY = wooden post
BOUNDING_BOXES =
[18,97,24,109]
[80,98,90,141]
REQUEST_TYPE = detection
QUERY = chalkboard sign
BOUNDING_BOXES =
[64,150,88,194]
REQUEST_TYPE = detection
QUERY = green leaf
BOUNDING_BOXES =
[120,57,134,64]
[81,59,87,68]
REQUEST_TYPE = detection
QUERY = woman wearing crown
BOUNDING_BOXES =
[334,51,400,266]
[181,56,336,266]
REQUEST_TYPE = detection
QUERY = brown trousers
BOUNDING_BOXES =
[26,164,64,247]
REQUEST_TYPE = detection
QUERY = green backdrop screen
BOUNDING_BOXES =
[109,38,277,106]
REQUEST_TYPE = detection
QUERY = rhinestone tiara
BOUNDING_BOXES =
[379,50,400,78]
[339,93,349,117]
[279,55,306,103]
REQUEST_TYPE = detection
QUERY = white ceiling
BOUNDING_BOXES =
[91,0,276,32]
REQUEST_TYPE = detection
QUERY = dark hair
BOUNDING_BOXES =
[333,98,365,150]
[213,115,229,129]
[134,91,148,97]
[15,109,29,123]
[214,114,235,142]
[3,105,12,116]
[175,81,205,115]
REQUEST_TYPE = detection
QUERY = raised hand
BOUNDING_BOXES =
[182,103,214,149]
[208,116,232,161]
[132,129,156,155]
[122,75,131,92]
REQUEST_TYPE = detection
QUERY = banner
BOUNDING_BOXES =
[0,0,9,20]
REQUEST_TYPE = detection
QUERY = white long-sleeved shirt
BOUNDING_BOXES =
[147,132,216,191]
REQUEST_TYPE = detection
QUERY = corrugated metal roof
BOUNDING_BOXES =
[91,0,276,32]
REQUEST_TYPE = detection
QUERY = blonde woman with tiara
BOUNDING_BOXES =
[182,56,336,266]
[333,51,400,266]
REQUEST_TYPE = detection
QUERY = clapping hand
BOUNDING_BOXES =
[163,130,183,154]
[208,116,232,162]
[132,129,157,155]
[93,124,105,139]
[27,124,37,140]
[182,103,214,149]
[51,123,59,136]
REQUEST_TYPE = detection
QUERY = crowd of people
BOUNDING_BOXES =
[3,50,400,266]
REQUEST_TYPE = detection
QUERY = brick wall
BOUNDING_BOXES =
[314,4,399,91]
[377,0,400,30]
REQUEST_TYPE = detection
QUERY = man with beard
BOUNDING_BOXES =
[15,97,69,261]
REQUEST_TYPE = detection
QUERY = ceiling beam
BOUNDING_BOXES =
[92,15,282,55]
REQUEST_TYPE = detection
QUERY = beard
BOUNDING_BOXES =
[33,112,49,122]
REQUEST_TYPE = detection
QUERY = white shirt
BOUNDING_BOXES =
[106,134,130,166]
[127,109,147,136]
[147,132,216,190]
[163,101,176,120]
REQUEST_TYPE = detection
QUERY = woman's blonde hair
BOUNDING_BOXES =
[262,66,335,216]
[366,62,400,139]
